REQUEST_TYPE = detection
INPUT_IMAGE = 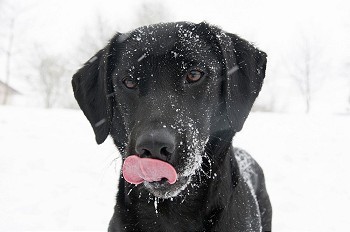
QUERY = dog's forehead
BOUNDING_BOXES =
[118,22,213,60]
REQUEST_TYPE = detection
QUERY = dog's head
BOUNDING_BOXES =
[72,22,266,198]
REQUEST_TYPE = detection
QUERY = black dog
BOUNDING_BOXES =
[72,22,272,232]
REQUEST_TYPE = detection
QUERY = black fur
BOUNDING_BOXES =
[72,22,272,232]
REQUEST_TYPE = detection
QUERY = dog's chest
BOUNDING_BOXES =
[131,197,207,232]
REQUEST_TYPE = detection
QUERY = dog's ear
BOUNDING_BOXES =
[72,40,115,144]
[198,22,267,132]
[223,33,267,132]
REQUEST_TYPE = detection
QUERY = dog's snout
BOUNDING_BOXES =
[135,130,175,161]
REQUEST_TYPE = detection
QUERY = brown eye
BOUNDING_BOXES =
[123,77,138,89]
[186,69,204,83]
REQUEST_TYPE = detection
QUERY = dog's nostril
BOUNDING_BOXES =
[140,149,152,158]
[160,147,172,156]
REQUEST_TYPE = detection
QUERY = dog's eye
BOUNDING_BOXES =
[122,77,138,89]
[186,69,204,83]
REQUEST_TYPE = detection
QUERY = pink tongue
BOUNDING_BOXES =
[122,155,177,185]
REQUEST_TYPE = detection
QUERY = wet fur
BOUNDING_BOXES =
[72,22,272,232]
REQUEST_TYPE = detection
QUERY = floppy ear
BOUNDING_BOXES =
[218,30,267,132]
[72,43,113,144]
[197,22,266,132]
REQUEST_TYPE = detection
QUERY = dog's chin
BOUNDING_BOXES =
[143,175,191,199]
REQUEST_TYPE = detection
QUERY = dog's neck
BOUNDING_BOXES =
[109,132,243,232]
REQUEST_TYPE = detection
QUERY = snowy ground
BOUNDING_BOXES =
[0,106,349,231]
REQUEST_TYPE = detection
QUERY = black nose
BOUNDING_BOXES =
[135,129,175,161]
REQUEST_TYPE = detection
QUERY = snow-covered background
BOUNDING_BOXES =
[1,106,349,231]
[1,0,350,231]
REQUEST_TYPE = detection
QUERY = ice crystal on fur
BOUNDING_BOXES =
[154,197,159,214]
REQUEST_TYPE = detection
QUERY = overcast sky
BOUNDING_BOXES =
[1,0,349,111]
[5,0,348,54]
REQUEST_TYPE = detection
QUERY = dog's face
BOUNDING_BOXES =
[72,22,266,199]
[112,24,222,197]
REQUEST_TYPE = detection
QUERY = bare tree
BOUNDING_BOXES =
[30,49,67,108]
[74,1,171,65]
[0,3,18,105]
[294,39,312,113]
[0,0,34,105]
[133,0,172,27]
[75,14,116,65]
[1,18,15,105]
[285,32,326,113]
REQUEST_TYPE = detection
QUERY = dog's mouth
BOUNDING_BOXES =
[122,155,178,185]
[122,155,197,198]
